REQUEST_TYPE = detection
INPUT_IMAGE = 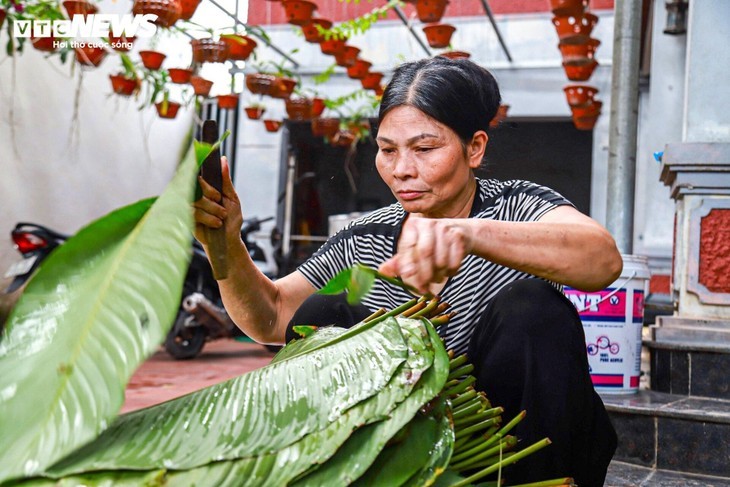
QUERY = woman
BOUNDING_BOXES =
[194,57,621,486]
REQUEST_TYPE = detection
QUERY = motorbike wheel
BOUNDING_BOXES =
[164,312,206,360]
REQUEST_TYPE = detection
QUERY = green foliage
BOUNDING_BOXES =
[321,0,403,40]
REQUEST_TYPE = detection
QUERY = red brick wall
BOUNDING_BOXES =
[248,0,615,26]
[699,209,730,293]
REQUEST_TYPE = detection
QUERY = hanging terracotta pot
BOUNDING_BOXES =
[562,58,598,81]
[190,75,214,97]
[422,23,455,49]
[439,50,470,59]
[75,44,107,67]
[415,0,449,23]
[156,100,181,119]
[263,119,283,132]
[221,34,257,61]
[331,129,356,147]
[0,9,6,30]
[191,38,229,63]
[132,0,182,28]
[109,74,139,96]
[217,94,239,110]
[572,113,599,130]
[311,117,340,138]
[246,73,277,95]
[178,0,202,20]
[63,0,97,19]
[489,104,510,128]
[346,59,371,79]
[570,99,602,118]
[563,84,598,106]
[361,72,383,91]
[301,18,332,43]
[281,0,317,26]
[334,45,360,67]
[271,77,297,99]
[245,106,266,119]
[285,97,313,120]
[320,37,347,56]
[558,38,600,63]
[549,0,588,17]
[311,97,326,117]
[108,30,135,51]
[168,67,193,84]
[552,13,598,42]
[31,36,58,52]
[139,50,166,70]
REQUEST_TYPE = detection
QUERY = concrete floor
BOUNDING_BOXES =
[122,339,276,413]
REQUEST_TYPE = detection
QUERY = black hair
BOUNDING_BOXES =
[378,57,501,147]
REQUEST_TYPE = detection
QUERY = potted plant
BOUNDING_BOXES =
[489,103,510,128]
[439,50,470,59]
[285,96,313,120]
[360,71,383,91]
[563,84,598,107]
[217,93,239,110]
[178,0,201,20]
[334,45,360,67]
[549,0,587,16]
[220,33,257,61]
[109,53,141,97]
[558,37,600,63]
[414,0,449,23]
[251,53,300,99]
[132,0,182,28]
[191,37,230,63]
[108,28,136,52]
[311,117,340,138]
[346,59,371,79]
[280,0,317,26]
[422,23,455,49]
[244,102,266,119]
[190,75,213,97]
[263,119,283,132]
[139,50,166,70]
[62,0,96,19]
[156,94,181,119]
[301,18,332,43]
[551,13,598,42]
[74,43,107,67]
[168,67,193,84]
[320,35,347,56]
[562,58,598,81]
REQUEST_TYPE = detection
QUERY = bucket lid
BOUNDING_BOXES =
[619,254,651,280]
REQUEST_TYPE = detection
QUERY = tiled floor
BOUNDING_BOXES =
[122,339,275,413]
[606,461,730,486]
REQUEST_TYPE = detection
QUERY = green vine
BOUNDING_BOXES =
[319,0,403,41]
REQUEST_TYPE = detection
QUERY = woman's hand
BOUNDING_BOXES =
[192,156,244,248]
[378,216,473,294]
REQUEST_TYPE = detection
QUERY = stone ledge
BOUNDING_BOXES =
[602,389,730,424]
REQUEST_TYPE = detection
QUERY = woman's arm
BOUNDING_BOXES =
[379,205,622,293]
[194,157,315,344]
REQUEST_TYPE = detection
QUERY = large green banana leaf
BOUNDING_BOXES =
[402,398,454,487]
[292,318,450,486]
[46,317,409,476]
[0,147,199,482]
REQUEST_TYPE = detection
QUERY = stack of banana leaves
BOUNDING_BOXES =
[0,146,573,487]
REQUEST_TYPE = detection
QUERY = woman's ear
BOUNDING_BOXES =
[468,131,488,168]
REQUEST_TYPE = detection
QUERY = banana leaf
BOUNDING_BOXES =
[0,146,200,483]
[292,318,450,486]
[402,397,455,487]
[269,325,346,363]
[46,317,409,476]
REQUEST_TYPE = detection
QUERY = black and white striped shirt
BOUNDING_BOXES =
[298,178,573,356]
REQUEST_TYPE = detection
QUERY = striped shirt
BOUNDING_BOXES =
[298,178,573,356]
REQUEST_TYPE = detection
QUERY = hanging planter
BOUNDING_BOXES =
[281,0,317,26]
[552,13,598,42]
[156,100,181,119]
[301,18,332,43]
[62,0,97,19]
[346,59,371,79]
[221,34,257,61]
[75,44,107,67]
[190,75,213,97]
[0,9,6,30]
[489,103,510,128]
[558,37,600,63]
[320,37,347,56]
[245,105,266,119]
[270,77,297,99]
[562,58,598,81]
[191,38,229,63]
[422,23,455,49]
[563,84,598,106]
[108,30,135,51]
[311,117,340,138]
[573,113,599,130]
[415,0,449,23]
[549,0,588,16]
[334,45,360,67]
[245,73,277,96]
[31,35,58,52]
[570,99,602,118]
[168,67,193,84]
[263,119,283,132]
[361,71,383,90]
[132,0,182,28]
[217,94,239,110]
[311,97,326,117]
[331,129,357,147]
[139,50,166,70]
[285,97,313,120]
[109,74,139,96]
[439,50,470,59]
[178,0,202,20]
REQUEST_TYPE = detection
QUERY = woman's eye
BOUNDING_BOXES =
[415,146,434,153]
[380,148,395,154]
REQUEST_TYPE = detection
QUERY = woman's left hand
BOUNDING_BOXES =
[379,216,473,294]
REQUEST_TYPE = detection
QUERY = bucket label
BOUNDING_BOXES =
[566,288,644,322]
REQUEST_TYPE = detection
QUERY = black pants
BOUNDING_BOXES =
[286,279,617,486]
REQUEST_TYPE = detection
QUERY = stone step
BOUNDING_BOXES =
[601,390,730,478]
[645,337,730,400]
[606,460,730,486]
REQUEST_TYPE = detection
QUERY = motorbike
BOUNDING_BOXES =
[1,217,280,359]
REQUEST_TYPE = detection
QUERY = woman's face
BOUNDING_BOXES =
[375,105,486,219]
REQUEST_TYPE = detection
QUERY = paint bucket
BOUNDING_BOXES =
[564,254,650,394]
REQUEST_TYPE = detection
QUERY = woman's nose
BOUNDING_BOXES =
[392,153,417,179]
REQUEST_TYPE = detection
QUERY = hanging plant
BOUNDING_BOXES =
[551,13,599,42]
[74,43,107,67]
[62,0,97,19]
[285,96,313,120]
[217,93,239,110]
[190,38,229,63]
[562,58,598,81]
[244,103,266,119]
[178,0,202,20]
[263,119,283,132]
[168,67,193,84]
[549,0,588,16]
[346,59,371,79]
[109,53,141,97]
[422,22,455,49]
[439,49,470,59]
[563,84,598,107]
[220,34,257,61]
[132,0,182,28]
[414,0,449,23]
[280,0,317,26]
[558,37,600,63]
[139,50,167,70]
[155,98,181,118]
[334,45,360,67]
[108,28,136,51]
[301,18,332,43]
[360,71,383,91]
[317,0,400,41]
[190,75,214,97]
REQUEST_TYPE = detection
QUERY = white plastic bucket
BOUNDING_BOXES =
[564,254,650,394]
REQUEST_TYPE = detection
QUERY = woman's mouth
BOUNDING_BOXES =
[397,190,426,201]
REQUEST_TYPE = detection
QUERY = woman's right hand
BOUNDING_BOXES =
[192,156,244,247]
